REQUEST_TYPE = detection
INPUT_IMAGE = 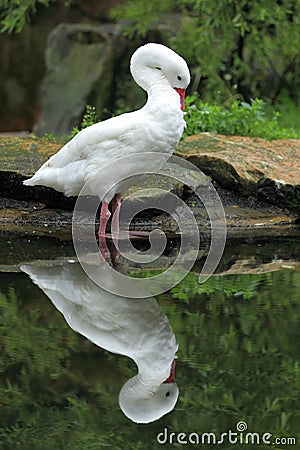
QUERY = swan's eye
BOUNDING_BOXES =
[166,391,170,397]
[177,75,182,81]
[155,66,162,70]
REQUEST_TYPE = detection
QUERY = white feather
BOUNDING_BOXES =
[24,43,190,199]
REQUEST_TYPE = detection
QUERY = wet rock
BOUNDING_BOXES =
[0,136,75,208]
[218,257,299,276]
[0,136,59,176]
[176,133,300,211]
[33,23,126,136]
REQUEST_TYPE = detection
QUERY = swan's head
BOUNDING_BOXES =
[118,360,179,423]
[130,43,190,110]
[119,380,179,424]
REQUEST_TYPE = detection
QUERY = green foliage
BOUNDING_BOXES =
[42,132,57,142]
[70,104,99,138]
[111,0,300,105]
[0,0,73,33]
[1,267,300,447]
[68,96,299,141]
[271,89,300,130]
[0,288,78,377]
[0,0,52,33]
[183,96,300,140]
[110,0,174,38]
[170,270,266,303]
[80,104,99,129]
[2,0,300,124]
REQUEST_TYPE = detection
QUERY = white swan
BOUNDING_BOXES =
[23,43,190,244]
[21,260,179,423]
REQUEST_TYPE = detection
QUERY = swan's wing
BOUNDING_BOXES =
[23,111,145,194]
[39,112,141,170]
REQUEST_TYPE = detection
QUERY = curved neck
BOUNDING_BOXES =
[134,355,175,389]
[142,86,182,117]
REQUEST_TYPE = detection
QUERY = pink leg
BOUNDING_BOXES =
[110,193,122,264]
[98,202,111,260]
[111,193,122,235]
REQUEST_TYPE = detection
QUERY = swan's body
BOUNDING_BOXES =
[23,44,190,246]
[24,99,184,197]
[21,260,179,423]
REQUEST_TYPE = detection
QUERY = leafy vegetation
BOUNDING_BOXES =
[0,267,300,448]
[69,98,299,141]
[0,0,72,33]
[1,0,300,136]
[183,97,300,140]
[1,1,300,107]
[111,0,300,106]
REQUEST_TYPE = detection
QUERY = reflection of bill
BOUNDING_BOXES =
[72,154,226,297]
[21,259,179,424]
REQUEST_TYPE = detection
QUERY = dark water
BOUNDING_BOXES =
[0,234,299,450]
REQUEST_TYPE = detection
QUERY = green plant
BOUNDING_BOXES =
[70,105,99,138]
[42,132,57,142]
[80,105,98,128]
[183,96,300,140]
[66,97,299,141]
[1,0,49,33]
[270,89,300,130]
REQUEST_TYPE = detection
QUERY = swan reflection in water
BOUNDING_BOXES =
[21,258,179,424]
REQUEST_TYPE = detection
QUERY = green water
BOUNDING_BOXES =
[0,236,299,449]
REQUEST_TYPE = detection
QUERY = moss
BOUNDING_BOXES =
[0,136,61,176]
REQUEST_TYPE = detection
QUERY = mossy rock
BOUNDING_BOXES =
[0,135,75,208]
[0,133,299,213]
[176,133,300,211]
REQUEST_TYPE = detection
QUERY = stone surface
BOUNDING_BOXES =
[176,133,300,210]
[0,1,129,133]
[33,23,126,136]
[0,136,60,175]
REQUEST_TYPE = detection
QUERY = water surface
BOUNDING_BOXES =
[0,234,299,449]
